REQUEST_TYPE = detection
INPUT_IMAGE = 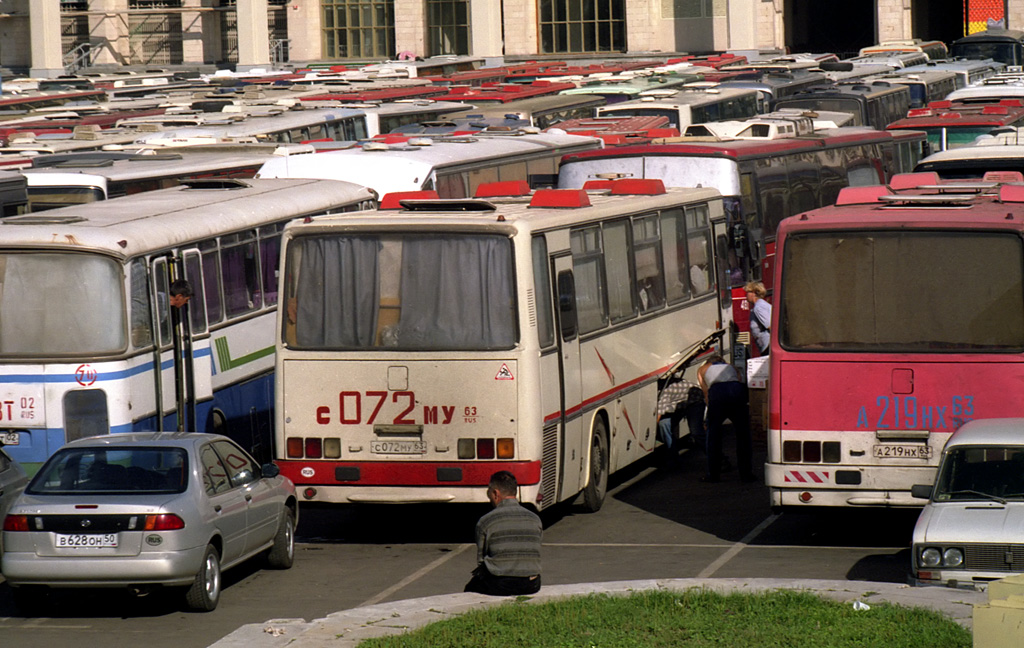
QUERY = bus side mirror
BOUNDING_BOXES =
[557,271,577,341]
[910,484,933,499]
[731,222,748,253]
[716,233,729,261]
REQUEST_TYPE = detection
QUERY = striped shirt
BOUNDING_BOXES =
[476,498,542,578]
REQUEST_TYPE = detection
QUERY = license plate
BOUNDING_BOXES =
[1,431,19,445]
[55,533,118,548]
[370,440,426,455]
[873,444,932,459]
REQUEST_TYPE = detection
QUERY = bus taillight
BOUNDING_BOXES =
[456,438,515,460]
[497,438,515,459]
[305,438,323,459]
[286,437,303,458]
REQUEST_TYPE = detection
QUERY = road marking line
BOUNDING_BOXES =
[358,543,473,608]
[698,513,780,578]
[608,466,658,497]
[543,542,907,551]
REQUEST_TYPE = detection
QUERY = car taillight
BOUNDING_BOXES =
[144,514,185,531]
[3,515,29,532]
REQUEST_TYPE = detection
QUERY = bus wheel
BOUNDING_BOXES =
[211,410,227,435]
[582,418,609,513]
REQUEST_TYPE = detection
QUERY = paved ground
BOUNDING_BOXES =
[210,578,987,648]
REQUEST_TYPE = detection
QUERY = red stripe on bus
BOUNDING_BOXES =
[276,460,541,486]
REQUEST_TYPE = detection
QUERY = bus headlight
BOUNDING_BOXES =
[943,548,964,568]
[920,547,942,567]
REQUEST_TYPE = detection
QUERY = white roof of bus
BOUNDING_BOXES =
[283,186,723,236]
[596,85,760,111]
[0,178,374,258]
[255,131,602,196]
[945,78,1024,102]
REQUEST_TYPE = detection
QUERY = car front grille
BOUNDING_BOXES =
[28,515,144,533]
[964,544,1024,572]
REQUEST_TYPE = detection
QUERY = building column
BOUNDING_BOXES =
[877,0,911,43]
[29,0,64,77]
[395,0,427,59]
[726,0,758,50]
[625,0,657,53]
[181,0,208,65]
[470,0,503,57]
[89,0,128,67]
[756,0,784,50]
[236,0,270,70]
[287,1,321,64]
[502,0,537,56]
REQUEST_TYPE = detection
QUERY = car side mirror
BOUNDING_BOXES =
[262,462,280,479]
[910,484,932,499]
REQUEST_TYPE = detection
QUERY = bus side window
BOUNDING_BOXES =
[532,236,555,348]
[259,223,285,306]
[200,239,223,325]
[220,230,262,318]
[183,252,208,335]
[632,215,665,312]
[603,219,635,323]
[686,205,713,296]
[435,171,467,198]
[556,270,577,341]
[570,227,608,334]
[660,208,689,304]
[129,258,153,348]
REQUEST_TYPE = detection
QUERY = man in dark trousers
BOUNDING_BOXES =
[464,470,542,596]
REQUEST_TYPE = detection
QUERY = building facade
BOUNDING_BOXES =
[3,0,1020,77]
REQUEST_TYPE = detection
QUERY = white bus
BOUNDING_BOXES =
[273,179,732,509]
[595,84,763,130]
[255,130,602,198]
[0,178,375,473]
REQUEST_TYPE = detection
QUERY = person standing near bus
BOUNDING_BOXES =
[745,281,772,356]
[697,355,755,483]
[464,471,542,596]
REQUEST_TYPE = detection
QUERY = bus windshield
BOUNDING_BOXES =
[0,252,126,356]
[286,233,516,350]
[779,231,1024,351]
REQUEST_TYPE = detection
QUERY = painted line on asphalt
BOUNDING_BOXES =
[697,513,780,578]
[359,543,474,608]
[608,464,659,497]
[543,542,907,551]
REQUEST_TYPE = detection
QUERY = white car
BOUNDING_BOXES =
[911,418,1024,589]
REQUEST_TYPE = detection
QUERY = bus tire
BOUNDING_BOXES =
[185,544,221,612]
[211,409,227,435]
[582,418,609,513]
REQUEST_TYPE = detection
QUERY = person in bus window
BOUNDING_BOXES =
[697,355,755,484]
[464,471,542,596]
[169,279,193,309]
[745,281,771,356]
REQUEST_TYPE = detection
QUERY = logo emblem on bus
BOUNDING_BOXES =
[75,364,98,387]
[495,364,514,381]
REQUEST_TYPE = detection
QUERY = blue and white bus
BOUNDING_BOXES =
[0,177,375,472]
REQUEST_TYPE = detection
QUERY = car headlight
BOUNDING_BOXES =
[943,548,964,568]
[920,547,942,567]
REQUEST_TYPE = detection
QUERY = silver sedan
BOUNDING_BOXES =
[1,431,297,612]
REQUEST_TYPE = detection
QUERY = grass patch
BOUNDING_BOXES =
[358,589,970,648]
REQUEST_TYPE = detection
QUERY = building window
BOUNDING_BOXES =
[323,0,395,59]
[539,0,625,54]
[427,0,470,56]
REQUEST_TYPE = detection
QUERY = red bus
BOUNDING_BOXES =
[767,174,1024,510]
[886,99,1024,152]
[558,115,928,292]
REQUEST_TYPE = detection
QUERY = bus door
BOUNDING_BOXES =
[553,257,586,499]
[150,251,212,432]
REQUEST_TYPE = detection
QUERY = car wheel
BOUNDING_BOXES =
[185,544,222,612]
[11,586,49,616]
[582,418,609,513]
[266,509,295,569]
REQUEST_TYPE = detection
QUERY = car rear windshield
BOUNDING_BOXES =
[28,447,188,495]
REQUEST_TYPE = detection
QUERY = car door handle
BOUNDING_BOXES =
[245,494,252,502]
[214,505,222,513]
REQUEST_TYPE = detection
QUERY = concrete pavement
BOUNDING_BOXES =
[209,578,986,648]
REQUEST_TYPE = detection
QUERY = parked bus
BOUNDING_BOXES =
[773,81,912,129]
[913,135,1024,178]
[558,115,928,292]
[560,73,706,104]
[21,143,306,210]
[717,69,830,103]
[450,93,606,129]
[273,179,731,508]
[595,84,762,129]
[950,29,1024,66]
[901,59,1005,89]
[767,175,1024,509]
[256,130,602,197]
[868,70,959,109]
[858,39,949,61]
[886,99,1024,152]
[0,177,375,473]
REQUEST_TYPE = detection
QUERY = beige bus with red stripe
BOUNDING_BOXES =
[274,179,732,509]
